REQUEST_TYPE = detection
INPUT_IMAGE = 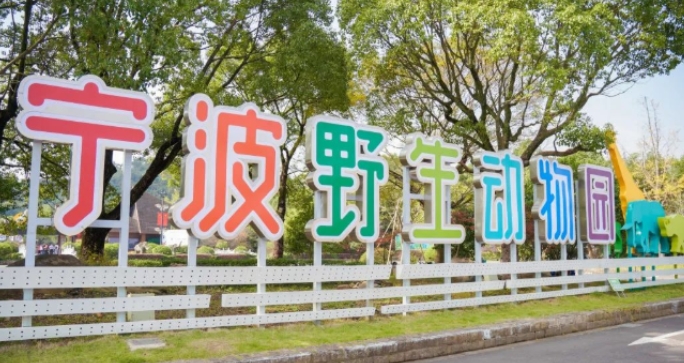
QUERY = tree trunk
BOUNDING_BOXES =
[80,228,110,262]
[499,243,513,280]
[80,150,118,261]
[274,158,291,259]
[78,139,182,262]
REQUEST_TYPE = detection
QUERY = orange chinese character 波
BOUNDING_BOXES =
[171,94,285,241]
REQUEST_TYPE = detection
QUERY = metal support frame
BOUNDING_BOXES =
[575,181,585,288]
[117,151,133,323]
[510,243,517,295]
[257,238,267,317]
[22,145,136,326]
[187,236,198,319]
[560,244,568,290]
[443,184,451,301]
[401,167,411,316]
[313,190,323,325]
[473,165,483,300]
[22,141,42,327]
[533,184,542,293]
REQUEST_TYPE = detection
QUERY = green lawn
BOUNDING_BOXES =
[2,284,684,363]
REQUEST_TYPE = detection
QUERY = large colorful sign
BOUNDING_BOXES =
[15,74,619,248]
[578,165,615,244]
[400,134,465,244]
[304,117,388,243]
[531,157,576,245]
[473,151,526,245]
[16,75,154,236]
[172,96,285,241]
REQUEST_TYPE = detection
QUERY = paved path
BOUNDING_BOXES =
[418,314,684,363]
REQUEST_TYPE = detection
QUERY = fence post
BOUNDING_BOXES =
[443,185,451,301]
[187,236,198,319]
[22,141,42,328]
[575,180,585,289]
[510,243,517,295]
[560,244,568,290]
[366,241,374,309]
[533,184,542,293]
[117,150,133,323]
[257,237,267,319]
[313,190,323,325]
[401,166,411,315]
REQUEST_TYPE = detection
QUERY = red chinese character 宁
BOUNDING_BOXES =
[16,75,154,236]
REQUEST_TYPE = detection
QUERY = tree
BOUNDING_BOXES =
[232,19,350,258]
[340,0,684,261]
[1,0,340,261]
[627,98,684,214]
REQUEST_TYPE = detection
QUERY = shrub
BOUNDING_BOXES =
[104,243,120,260]
[422,248,439,263]
[8,252,22,260]
[175,245,188,254]
[129,259,165,267]
[197,246,215,255]
[0,242,14,259]
[359,249,389,264]
[215,241,229,250]
[155,245,173,256]
[234,245,249,253]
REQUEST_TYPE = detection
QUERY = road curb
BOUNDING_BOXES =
[174,298,684,363]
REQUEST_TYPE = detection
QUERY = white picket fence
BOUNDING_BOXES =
[0,256,682,342]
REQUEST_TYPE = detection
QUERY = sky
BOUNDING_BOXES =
[583,64,684,157]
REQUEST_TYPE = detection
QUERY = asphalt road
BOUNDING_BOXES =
[419,314,684,363]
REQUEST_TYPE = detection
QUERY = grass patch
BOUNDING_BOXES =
[2,284,684,363]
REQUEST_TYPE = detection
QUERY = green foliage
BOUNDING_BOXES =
[233,245,249,254]
[197,246,215,255]
[103,243,120,261]
[359,248,390,264]
[1,0,345,259]
[155,245,173,256]
[128,259,165,267]
[339,0,684,165]
[0,242,16,259]
[145,244,172,255]
[126,256,364,267]
[284,176,315,255]
[175,246,188,254]
[0,172,23,214]
[215,241,229,250]
[422,248,439,263]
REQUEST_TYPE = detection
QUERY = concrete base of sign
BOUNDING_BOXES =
[127,293,155,322]
[127,337,166,351]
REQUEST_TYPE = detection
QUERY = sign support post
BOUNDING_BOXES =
[533,186,542,293]
[117,150,132,323]
[22,141,42,328]
[187,236,197,319]
[575,180,585,288]
[473,165,482,300]
[401,167,411,316]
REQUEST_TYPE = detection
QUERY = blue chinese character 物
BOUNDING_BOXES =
[532,157,576,244]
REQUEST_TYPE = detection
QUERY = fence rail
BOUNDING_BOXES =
[1,256,681,342]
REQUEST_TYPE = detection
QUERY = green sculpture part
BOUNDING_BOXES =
[658,215,684,255]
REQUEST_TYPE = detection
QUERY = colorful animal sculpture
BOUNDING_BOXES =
[658,215,684,255]
[621,200,670,256]
[612,222,624,258]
